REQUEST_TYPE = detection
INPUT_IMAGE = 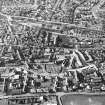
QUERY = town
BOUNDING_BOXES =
[0,0,105,105]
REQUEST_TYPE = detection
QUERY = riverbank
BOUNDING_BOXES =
[1,91,105,99]
[57,91,105,97]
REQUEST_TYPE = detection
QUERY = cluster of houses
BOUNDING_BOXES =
[0,47,105,96]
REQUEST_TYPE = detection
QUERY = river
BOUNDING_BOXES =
[60,94,105,105]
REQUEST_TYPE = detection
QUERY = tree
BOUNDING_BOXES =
[56,36,62,47]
